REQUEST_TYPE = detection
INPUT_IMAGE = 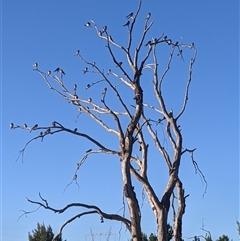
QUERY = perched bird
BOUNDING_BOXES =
[23,123,28,129]
[98,31,102,36]
[92,62,96,67]
[33,62,38,69]
[73,174,77,180]
[31,124,38,131]
[100,216,104,223]
[85,22,91,27]
[10,123,14,129]
[163,35,168,41]
[167,39,172,45]
[74,128,77,132]
[47,70,51,76]
[74,84,77,91]
[145,40,152,46]
[86,84,91,90]
[83,67,88,74]
[74,50,80,56]
[52,121,56,127]
[108,35,114,42]
[73,94,78,100]
[107,69,111,75]
[102,87,107,95]
[146,12,151,20]
[123,20,130,27]
[39,132,43,137]
[88,98,92,102]
[54,67,65,75]
[116,62,122,67]
[177,49,183,56]
[102,26,107,33]
[45,128,51,134]
[126,12,134,19]
[189,42,195,49]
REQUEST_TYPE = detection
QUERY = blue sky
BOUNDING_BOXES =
[2,1,239,241]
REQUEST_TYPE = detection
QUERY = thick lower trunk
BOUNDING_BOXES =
[157,208,168,241]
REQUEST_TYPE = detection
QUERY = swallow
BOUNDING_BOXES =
[116,62,122,67]
[88,98,92,102]
[74,84,77,91]
[52,121,56,127]
[59,68,65,75]
[47,70,51,76]
[85,22,91,27]
[86,84,91,90]
[73,174,77,180]
[83,67,88,74]
[146,13,151,20]
[163,36,168,41]
[39,132,43,137]
[23,123,28,129]
[100,216,104,223]
[189,43,195,49]
[54,67,65,75]
[145,40,152,46]
[123,21,130,27]
[126,12,134,19]
[45,128,51,134]
[177,49,183,56]
[167,39,172,45]
[10,123,14,129]
[92,62,96,67]
[102,87,107,95]
[74,50,80,56]
[98,31,102,36]
[108,35,114,42]
[33,63,38,69]
[107,69,111,75]
[74,128,77,132]
[74,94,78,100]
[31,124,38,131]
[102,26,107,33]
[152,38,158,44]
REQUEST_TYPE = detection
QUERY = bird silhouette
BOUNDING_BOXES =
[177,49,183,56]
[86,84,91,90]
[83,67,88,74]
[116,62,122,67]
[108,35,114,42]
[74,84,77,91]
[54,67,65,75]
[146,13,151,20]
[10,123,14,129]
[85,22,91,27]
[74,50,80,56]
[31,124,38,131]
[102,26,107,33]
[126,12,134,19]
[123,21,130,27]
[145,40,152,46]
[47,70,51,76]
[102,87,107,95]
[23,123,28,129]
[33,63,38,69]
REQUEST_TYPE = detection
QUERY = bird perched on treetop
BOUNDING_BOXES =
[74,50,80,56]
[33,63,38,69]
[123,20,130,27]
[54,67,65,75]
[102,26,107,33]
[146,13,151,20]
[126,12,134,19]
[83,67,88,74]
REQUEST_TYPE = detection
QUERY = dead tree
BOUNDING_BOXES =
[12,1,206,241]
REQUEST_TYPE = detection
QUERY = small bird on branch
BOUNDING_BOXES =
[126,12,134,19]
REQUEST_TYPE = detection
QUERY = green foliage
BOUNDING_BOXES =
[237,221,240,237]
[192,236,200,241]
[28,223,63,241]
[216,234,230,241]
[205,236,213,241]
[149,233,157,241]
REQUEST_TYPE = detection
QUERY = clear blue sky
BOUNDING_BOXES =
[2,1,239,241]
